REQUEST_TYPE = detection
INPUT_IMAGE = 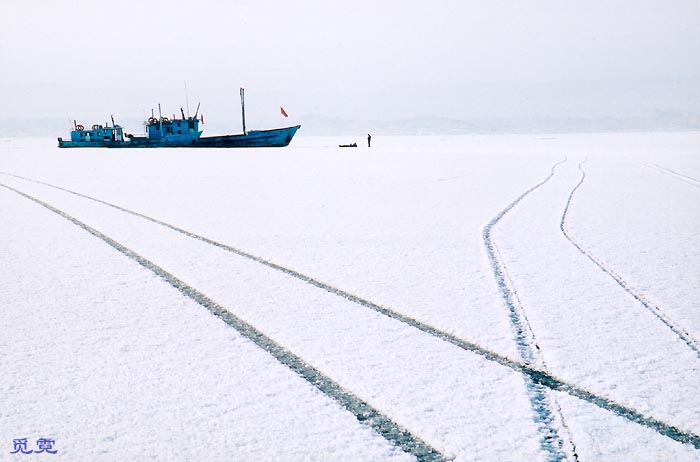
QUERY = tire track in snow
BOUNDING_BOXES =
[648,163,700,190]
[560,160,700,359]
[2,173,700,451]
[482,159,579,462]
[0,182,448,462]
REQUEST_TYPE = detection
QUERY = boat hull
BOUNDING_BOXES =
[58,125,301,148]
[194,125,300,148]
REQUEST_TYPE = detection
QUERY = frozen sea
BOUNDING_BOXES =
[1,132,699,461]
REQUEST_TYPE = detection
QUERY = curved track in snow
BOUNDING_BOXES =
[2,172,700,452]
[560,161,700,359]
[648,163,700,190]
[482,159,578,462]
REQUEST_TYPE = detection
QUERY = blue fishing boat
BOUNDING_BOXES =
[58,89,300,148]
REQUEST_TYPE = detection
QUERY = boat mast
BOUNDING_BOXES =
[240,87,246,135]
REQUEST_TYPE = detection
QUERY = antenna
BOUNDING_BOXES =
[193,102,201,118]
[184,81,190,117]
[158,103,163,137]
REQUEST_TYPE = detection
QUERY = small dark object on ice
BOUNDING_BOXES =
[339,143,357,148]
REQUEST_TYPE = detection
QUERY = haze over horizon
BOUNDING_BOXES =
[1,0,699,130]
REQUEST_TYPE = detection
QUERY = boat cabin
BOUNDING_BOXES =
[146,115,201,140]
[71,123,124,143]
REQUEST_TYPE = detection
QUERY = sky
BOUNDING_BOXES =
[1,0,699,128]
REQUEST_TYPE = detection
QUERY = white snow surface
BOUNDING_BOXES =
[1,132,699,461]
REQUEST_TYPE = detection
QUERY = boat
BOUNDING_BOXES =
[58,88,300,148]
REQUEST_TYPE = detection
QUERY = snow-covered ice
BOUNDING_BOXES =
[1,132,699,461]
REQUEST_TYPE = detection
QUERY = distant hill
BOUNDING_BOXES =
[298,111,700,136]
[2,111,699,137]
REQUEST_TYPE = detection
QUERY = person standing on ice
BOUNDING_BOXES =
[367,133,372,147]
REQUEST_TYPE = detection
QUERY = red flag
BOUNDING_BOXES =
[280,106,288,117]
